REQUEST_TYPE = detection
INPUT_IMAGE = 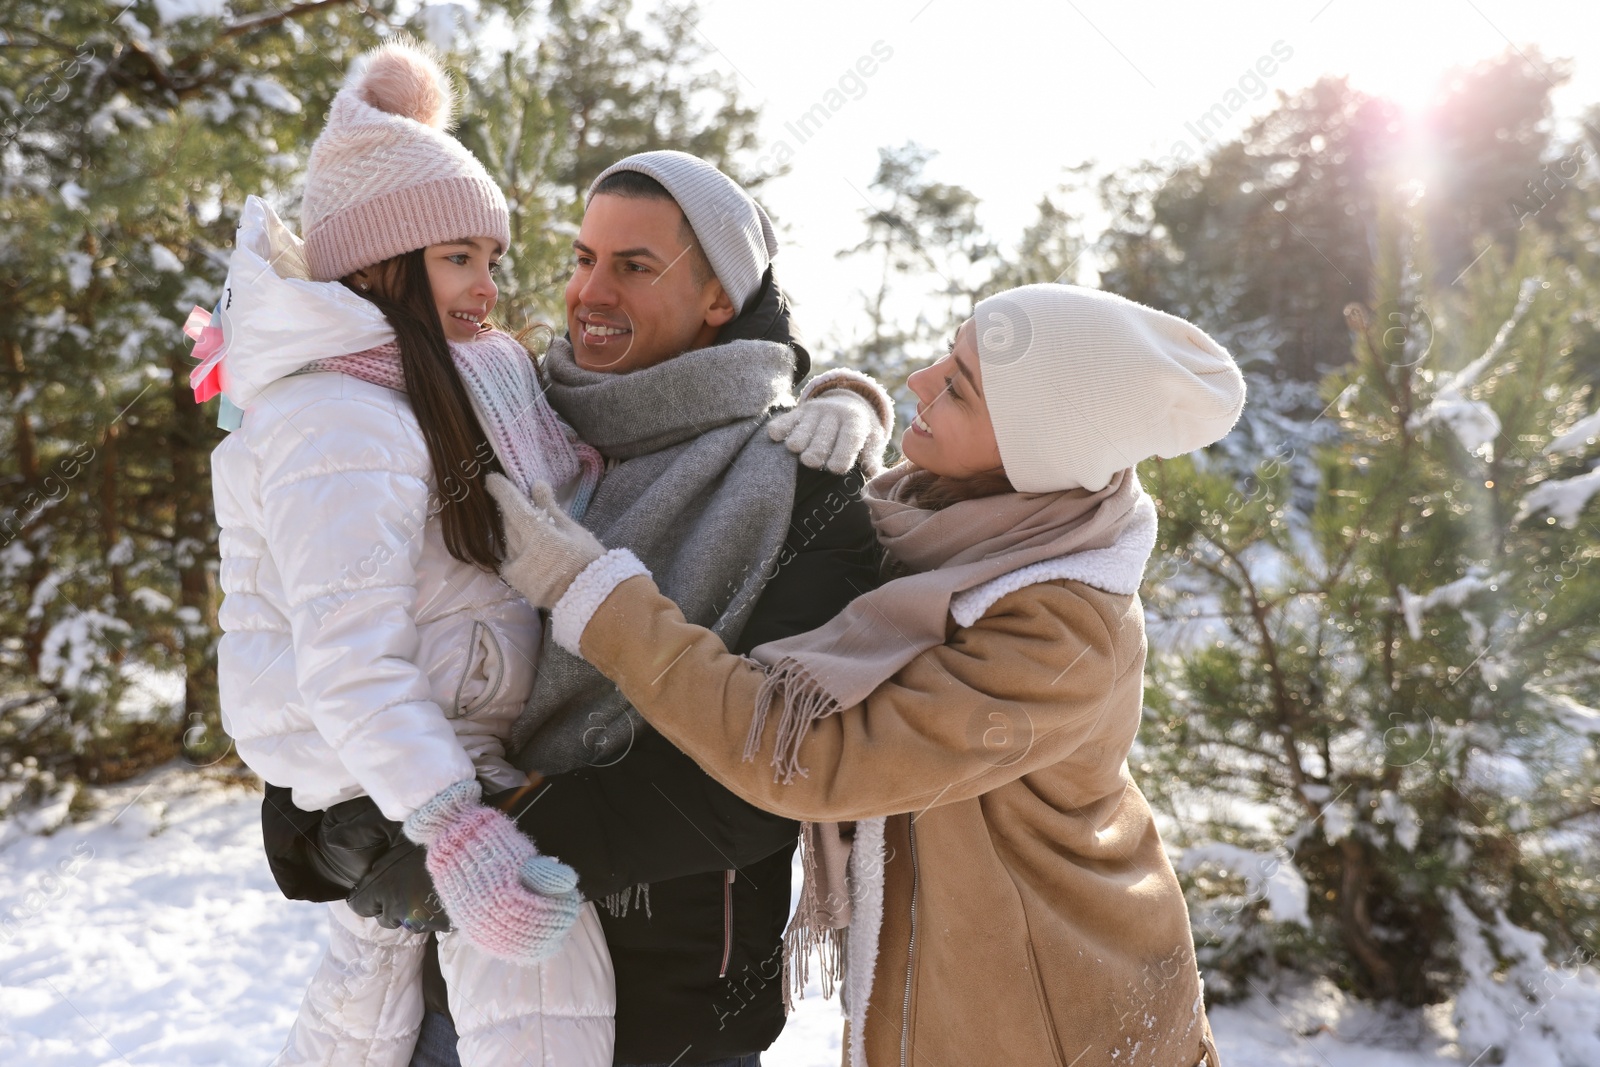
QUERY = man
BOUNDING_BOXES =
[263,151,892,1067]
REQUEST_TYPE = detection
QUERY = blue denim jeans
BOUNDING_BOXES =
[408,1011,459,1067]
[408,1011,762,1067]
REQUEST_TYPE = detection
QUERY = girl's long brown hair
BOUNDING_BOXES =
[349,249,506,570]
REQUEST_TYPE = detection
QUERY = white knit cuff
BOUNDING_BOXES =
[800,367,895,434]
[799,367,895,476]
[551,548,650,655]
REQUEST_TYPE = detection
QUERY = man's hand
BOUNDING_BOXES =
[312,793,405,888]
[347,837,452,933]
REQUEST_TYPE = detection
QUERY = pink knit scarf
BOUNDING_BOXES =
[301,332,602,516]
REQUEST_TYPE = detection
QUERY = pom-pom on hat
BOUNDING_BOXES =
[973,284,1246,493]
[587,150,778,312]
[300,37,510,282]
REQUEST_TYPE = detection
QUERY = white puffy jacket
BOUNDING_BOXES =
[213,366,538,816]
[212,196,544,818]
[210,198,613,1066]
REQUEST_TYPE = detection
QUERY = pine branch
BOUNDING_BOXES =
[0,27,83,55]
[1209,534,1324,817]
[222,0,363,39]
[0,691,54,718]
[1544,802,1600,830]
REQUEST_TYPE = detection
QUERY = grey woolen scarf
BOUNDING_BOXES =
[510,335,800,773]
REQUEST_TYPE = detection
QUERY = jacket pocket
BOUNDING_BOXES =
[451,619,506,718]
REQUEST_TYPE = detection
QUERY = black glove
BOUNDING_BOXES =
[261,785,406,902]
[347,836,452,933]
[317,793,410,886]
[344,783,547,933]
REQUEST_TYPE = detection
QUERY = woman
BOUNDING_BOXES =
[485,283,1243,1067]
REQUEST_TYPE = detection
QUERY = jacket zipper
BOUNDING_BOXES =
[1026,940,1072,1067]
[900,821,919,1067]
[719,868,735,978]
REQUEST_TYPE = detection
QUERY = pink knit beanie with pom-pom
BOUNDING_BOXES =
[300,37,510,282]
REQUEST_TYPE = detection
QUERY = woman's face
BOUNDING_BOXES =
[901,318,1005,479]
[424,237,501,343]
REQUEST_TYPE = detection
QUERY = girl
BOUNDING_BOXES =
[209,39,612,1067]
[209,40,880,1066]
[484,283,1244,1067]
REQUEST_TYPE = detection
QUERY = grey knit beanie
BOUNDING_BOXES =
[974,284,1246,493]
[587,150,777,312]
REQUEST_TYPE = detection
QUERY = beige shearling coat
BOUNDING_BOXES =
[571,572,1220,1067]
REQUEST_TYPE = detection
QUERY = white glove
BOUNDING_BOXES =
[487,474,606,610]
[768,390,878,475]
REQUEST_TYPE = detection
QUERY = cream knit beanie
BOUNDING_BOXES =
[973,284,1246,493]
[587,150,777,312]
[300,37,510,282]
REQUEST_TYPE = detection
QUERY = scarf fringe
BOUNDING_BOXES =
[780,819,846,1011]
[599,882,651,919]
[753,662,851,1012]
[781,910,846,1012]
[749,660,844,784]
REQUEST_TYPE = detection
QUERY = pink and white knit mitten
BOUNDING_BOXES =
[402,779,582,963]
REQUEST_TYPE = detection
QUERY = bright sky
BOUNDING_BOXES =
[667,0,1600,357]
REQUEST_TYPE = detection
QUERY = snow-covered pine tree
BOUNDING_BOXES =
[1139,204,1600,1056]
[0,0,761,814]
[1,0,370,800]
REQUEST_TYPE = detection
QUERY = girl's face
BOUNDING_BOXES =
[424,237,501,343]
[902,317,1005,479]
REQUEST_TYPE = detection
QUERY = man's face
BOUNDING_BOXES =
[564,194,736,374]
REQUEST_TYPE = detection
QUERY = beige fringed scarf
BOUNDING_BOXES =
[749,461,1145,1009]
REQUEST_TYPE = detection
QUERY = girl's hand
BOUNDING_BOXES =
[401,779,582,963]
[487,475,606,610]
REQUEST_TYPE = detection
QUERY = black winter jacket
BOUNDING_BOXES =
[261,460,879,1065]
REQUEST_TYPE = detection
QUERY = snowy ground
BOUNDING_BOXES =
[0,765,1517,1065]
